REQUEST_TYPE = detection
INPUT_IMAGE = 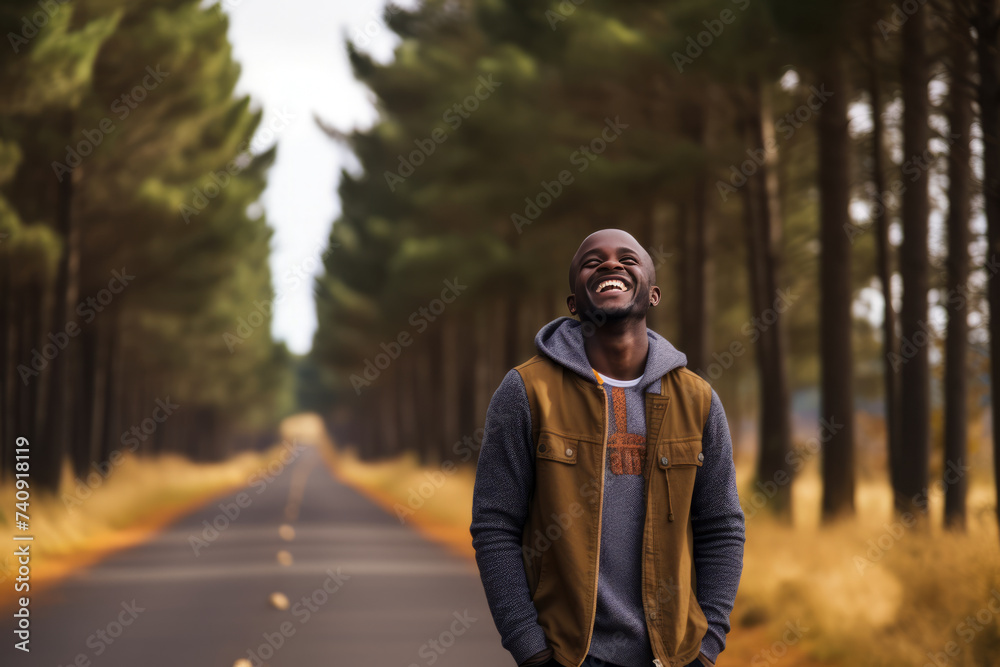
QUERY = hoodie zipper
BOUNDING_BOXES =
[577,382,609,667]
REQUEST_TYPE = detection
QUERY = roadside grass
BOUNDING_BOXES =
[0,440,298,605]
[319,434,1000,667]
[319,445,476,558]
[735,468,999,667]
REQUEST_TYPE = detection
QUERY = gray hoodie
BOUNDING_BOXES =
[471,317,745,666]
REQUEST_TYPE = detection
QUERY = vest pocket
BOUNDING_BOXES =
[655,438,704,468]
[536,431,579,464]
[655,439,703,523]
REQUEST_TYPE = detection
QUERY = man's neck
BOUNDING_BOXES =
[583,317,649,381]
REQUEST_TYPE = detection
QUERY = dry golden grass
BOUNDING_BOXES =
[321,435,1000,667]
[733,466,1000,667]
[0,440,297,604]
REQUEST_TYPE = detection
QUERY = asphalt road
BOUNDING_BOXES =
[3,445,511,667]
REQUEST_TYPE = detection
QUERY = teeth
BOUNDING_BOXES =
[597,279,627,293]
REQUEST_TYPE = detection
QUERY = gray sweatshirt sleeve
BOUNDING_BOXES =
[470,369,548,665]
[691,388,746,663]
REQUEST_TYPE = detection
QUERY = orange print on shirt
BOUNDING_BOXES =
[608,386,646,475]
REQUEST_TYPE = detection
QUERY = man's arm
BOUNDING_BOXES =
[690,388,747,666]
[470,369,550,665]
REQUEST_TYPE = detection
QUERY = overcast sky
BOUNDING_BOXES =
[223,0,408,354]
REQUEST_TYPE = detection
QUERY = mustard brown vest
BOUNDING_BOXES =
[515,354,713,667]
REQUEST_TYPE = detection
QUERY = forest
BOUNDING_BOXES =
[0,0,997,549]
[0,0,293,490]
[308,0,999,532]
[2,0,1000,664]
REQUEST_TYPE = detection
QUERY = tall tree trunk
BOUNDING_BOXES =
[866,26,904,516]
[379,369,399,458]
[441,315,460,459]
[944,19,973,530]
[898,7,931,518]
[98,323,121,463]
[88,323,110,472]
[818,52,856,521]
[416,334,440,464]
[73,327,97,476]
[502,293,520,371]
[473,307,493,438]
[677,100,712,375]
[741,80,794,520]
[644,201,670,336]
[975,0,1000,539]
[38,111,79,491]
[398,352,419,458]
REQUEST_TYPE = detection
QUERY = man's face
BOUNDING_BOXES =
[567,229,659,323]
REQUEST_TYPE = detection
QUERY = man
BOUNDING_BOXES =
[470,229,745,667]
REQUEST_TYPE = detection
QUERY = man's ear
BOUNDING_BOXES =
[649,285,661,307]
[566,294,577,315]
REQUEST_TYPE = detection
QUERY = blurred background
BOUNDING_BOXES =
[1,0,1000,665]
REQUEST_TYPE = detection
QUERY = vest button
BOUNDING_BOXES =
[538,443,547,453]
[649,610,657,620]
[660,456,669,466]
[698,452,705,462]
[565,448,573,456]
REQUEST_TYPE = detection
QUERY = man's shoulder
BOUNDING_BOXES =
[513,354,557,375]
[665,366,715,411]
[671,365,712,389]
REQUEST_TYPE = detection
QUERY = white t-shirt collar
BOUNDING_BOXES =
[593,370,642,388]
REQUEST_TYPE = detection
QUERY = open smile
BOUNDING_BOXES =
[592,277,631,294]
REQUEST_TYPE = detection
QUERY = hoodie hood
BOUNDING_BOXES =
[534,316,688,391]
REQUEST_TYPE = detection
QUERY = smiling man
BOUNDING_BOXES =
[471,229,745,667]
